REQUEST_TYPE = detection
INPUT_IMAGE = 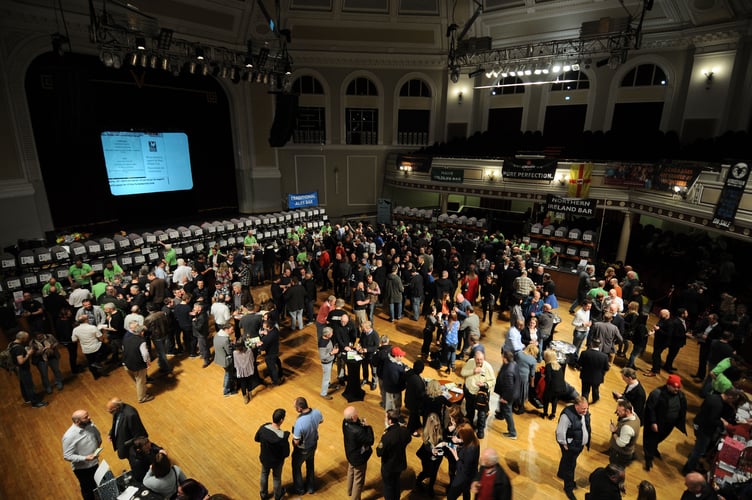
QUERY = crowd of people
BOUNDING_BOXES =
[5,218,751,499]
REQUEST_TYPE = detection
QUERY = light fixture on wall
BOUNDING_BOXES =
[673,185,688,200]
[484,168,498,182]
[399,165,413,176]
[703,69,714,89]
[555,173,569,186]
[457,91,463,104]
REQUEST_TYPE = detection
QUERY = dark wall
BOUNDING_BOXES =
[25,52,238,231]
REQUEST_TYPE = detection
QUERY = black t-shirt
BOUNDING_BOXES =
[10,342,30,370]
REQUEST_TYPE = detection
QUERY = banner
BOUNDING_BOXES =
[502,158,557,180]
[712,162,750,229]
[603,162,657,187]
[651,161,703,192]
[568,163,593,198]
[288,191,318,209]
[545,194,596,217]
[431,167,464,183]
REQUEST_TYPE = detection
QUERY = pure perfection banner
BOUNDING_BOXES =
[288,191,319,209]
[502,158,557,180]
[545,194,597,217]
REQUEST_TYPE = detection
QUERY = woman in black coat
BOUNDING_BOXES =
[445,423,480,500]
[542,349,567,420]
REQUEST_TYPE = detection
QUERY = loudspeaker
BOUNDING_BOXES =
[268,93,298,147]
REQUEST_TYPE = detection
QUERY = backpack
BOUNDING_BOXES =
[475,386,490,411]
[0,343,18,373]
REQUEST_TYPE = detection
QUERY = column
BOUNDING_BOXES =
[616,211,632,263]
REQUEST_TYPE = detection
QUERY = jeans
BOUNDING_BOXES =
[411,296,422,320]
[388,302,402,321]
[497,399,516,436]
[367,303,376,323]
[289,309,304,330]
[684,427,714,473]
[320,361,333,396]
[17,367,39,403]
[628,342,645,368]
[260,462,284,499]
[153,337,171,372]
[196,335,211,363]
[572,330,587,353]
[557,444,583,491]
[444,343,457,369]
[292,446,317,493]
[304,300,315,324]
[35,357,63,391]
[223,366,234,395]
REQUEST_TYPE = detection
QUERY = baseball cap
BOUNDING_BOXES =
[667,374,682,388]
[391,346,406,357]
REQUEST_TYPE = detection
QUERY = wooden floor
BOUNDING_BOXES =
[0,287,707,500]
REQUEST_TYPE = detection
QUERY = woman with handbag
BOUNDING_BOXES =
[414,412,445,497]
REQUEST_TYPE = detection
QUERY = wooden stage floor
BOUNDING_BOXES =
[0,288,707,499]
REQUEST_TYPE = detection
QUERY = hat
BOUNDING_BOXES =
[667,374,682,388]
[391,346,406,357]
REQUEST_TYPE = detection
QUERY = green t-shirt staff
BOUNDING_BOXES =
[68,259,94,286]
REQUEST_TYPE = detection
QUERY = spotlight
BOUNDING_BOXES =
[485,68,494,78]
[524,68,532,76]
[552,63,562,73]
[450,67,460,83]
[534,66,542,75]
[542,65,550,75]
[500,69,508,78]
[508,69,516,77]
[571,63,581,71]
[135,37,146,50]
[563,63,571,72]
[245,40,254,68]
[101,51,114,67]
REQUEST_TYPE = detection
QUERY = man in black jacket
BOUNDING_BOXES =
[342,406,374,500]
[106,398,148,460]
[586,463,625,500]
[255,408,291,500]
[376,409,411,500]
[578,338,610,404]
[258,320,283,385]
[642,374,687,471]
[404,360,426,436]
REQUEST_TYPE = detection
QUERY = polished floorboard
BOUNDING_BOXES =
[0,287,706,500]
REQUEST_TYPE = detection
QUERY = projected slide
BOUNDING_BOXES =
[100,131,194,196]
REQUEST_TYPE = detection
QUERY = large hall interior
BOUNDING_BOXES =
[1,1,752,499]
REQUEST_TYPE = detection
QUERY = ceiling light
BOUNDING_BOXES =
[135,37,146,50]
[195,47,205,60]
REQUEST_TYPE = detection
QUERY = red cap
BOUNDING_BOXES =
[391,346,406,357]
[667,374,682,388]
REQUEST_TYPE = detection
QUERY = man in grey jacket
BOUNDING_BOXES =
[318,327,339,400]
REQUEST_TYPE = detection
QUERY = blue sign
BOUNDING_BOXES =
[288,191,319,209]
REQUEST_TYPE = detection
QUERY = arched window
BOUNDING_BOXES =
[292,75,326,144]
[399,79,431,97]
[490,76,525,95]
[346,77,378,96]
[345,76,379,144]
[620,64,667,87]
[397,78,431,145]
[551,70,590,91]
